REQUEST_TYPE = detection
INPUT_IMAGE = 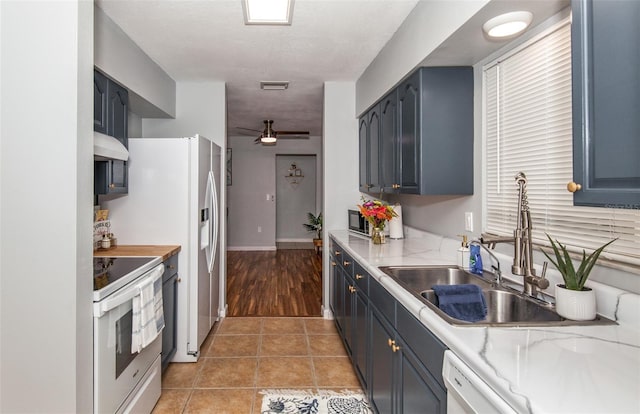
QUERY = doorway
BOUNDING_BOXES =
[276,154,318,248]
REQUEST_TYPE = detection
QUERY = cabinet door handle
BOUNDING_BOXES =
[567,181,582,193]
[343,260,351,266]
[331,261,337,267]
[109,183,115,189]
[335,251,341,256]
[388,338,395,347]
[355,274,364,280]
[392,344,401,353]
[167,265,176,270]
[177,277,182,283]
[393,184,401,189]
[349,285,356,293]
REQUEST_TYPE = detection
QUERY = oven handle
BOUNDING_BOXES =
[93,264,165,318]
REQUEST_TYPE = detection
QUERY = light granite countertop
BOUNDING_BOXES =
[329,230,640,414]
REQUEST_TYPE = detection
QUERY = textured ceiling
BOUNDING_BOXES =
[95,0,419,137]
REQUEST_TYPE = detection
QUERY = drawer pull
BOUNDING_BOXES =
[388,338,395,347]
[331,261,337,266]
[343,260,351,266]
[392,344,401,353]
[355,274,364,280]
[335,251,341,256]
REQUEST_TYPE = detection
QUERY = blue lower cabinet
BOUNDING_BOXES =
[330,237,447,414]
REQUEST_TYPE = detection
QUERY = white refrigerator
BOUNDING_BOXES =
[103,135,222,362]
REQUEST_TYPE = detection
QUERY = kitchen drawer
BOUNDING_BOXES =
[370,276,395,325]
[353,262,369,295]
[396,302,447,389]
[162,254,178,282]
[339,250,354,276]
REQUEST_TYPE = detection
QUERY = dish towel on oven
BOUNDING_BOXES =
[131,265,165,353]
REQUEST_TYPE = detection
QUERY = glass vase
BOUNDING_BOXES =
[371,227,385,245]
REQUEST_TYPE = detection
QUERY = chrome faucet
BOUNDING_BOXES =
[481,172,549,298]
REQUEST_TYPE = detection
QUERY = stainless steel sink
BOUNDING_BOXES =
[379,266,494,292]
[379,266,616,327]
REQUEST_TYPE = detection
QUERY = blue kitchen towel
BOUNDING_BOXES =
[432,284,487,322]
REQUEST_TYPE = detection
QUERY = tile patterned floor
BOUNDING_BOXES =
[152,317,364,414]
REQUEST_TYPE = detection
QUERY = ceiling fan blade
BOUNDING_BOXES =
[237,127,263,133]
[276,130,310,135]
[277,135,309,140]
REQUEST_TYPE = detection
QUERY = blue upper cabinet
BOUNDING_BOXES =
[571,0,640,208]
[380,89,399,193]
[359,67,473,196]
[398,67,473,195]
[94,69,129,195]
[359,103,382,193]
[94,70,108,134]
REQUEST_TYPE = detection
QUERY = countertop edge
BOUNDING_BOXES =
[93,245,181,261]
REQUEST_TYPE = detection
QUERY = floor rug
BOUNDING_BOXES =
[260,389,372,414]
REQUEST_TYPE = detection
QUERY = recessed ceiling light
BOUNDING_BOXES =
[483,11,533,38]
[243,0,294,25]
[260,81,289,90]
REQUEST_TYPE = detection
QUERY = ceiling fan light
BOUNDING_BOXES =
[243,0,294,25]
[483,11,533,38]
[261,135,277,143]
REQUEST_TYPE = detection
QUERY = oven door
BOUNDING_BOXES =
[94,269,163,414]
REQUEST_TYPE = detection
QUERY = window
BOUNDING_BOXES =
[483,21,640,267]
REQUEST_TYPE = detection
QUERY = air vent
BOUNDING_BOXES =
[260,81,289,90]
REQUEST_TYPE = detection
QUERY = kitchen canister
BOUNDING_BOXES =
[389,204,404,239]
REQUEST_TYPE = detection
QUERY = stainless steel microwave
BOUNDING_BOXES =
[348,209,369,235]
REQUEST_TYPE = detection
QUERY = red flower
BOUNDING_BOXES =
[357,198,397,229]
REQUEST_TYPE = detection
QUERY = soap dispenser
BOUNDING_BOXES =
[457,235,470,270]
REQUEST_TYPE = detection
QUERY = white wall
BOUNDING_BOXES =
[276,155,318,241]
[227,136,323,249]
[94,4,176,118]
[0,1,93,411]
[142,82,226,150]
[356,0,489,116]
[322,82,361,316]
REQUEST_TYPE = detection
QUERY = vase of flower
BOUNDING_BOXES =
[358,197,397,245]
[371,227,385,245]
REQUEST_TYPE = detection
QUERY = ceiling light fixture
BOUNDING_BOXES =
[483,11,533,38]
[261,133,277,144]
[260,81,289,90]
[261,119,278,143]
[243,0,294,25]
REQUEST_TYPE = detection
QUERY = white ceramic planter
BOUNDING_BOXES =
[555,284,597,321]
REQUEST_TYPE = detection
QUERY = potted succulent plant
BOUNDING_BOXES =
[542,234,616,320]
[303,212,323,253]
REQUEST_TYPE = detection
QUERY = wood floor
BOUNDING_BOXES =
[226,249,323,317]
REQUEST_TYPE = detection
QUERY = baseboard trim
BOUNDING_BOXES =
[227,246,277,251]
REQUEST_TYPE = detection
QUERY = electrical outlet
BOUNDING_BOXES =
[465,212,473,232]
[258,226,262,233]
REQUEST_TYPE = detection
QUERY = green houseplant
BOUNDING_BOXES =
[542,234,616,320]
[303,212,323,253]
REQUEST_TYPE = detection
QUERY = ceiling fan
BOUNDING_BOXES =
[237,120,309,144]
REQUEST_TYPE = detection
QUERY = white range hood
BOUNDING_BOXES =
[94,131,129,161]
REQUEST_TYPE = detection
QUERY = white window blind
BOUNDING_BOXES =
[484,22,640,267]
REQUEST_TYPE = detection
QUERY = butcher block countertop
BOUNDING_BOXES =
[94,245,181,261]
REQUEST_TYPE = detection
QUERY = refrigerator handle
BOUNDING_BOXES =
[205,171,217,272]
[210,170,219,272]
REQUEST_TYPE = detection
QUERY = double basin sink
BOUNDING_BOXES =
[378,266,616,327]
